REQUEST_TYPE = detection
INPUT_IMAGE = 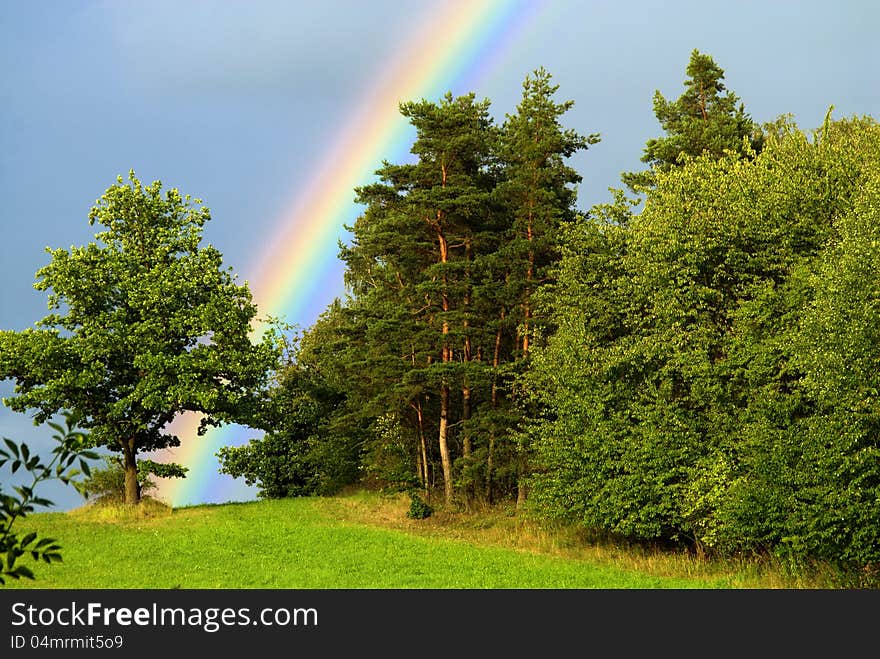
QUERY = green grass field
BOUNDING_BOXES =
[2,491,812,589]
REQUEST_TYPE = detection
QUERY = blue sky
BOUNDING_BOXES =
[2,0,878,510]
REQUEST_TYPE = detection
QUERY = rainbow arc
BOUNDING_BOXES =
[157,0,546,507]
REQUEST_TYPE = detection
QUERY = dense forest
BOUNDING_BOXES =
[215,50,880,573]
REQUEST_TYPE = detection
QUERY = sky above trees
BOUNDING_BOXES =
[2,0,878,509]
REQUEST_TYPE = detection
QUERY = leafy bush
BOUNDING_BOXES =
[0,411,98,585]
[75,456,186,504]
[406,492,434,519]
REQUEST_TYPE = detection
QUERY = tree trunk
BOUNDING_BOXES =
[462,384,472,459]
[414,398,430,499]
[438,384,453,505]
[523,210,534,357]
[461,239,473,464]
[516,478,528,510]
[121,439,140,505]
[436,201,454,506]
[486,436,495,505]
[460,238,475,504]
[461,383,472,505]
[486,311,504,504]
[699,81,708,121]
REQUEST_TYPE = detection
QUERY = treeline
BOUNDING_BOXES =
[531,113,880,570]
[218,51,880,573]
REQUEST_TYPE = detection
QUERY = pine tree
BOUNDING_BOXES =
[622,49,760,192]
[226,72,597,509]
[492,68,596,504]
[343,92,497,504]
[497,67,598,357]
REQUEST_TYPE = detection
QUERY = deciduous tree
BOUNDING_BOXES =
[0,172,281,504]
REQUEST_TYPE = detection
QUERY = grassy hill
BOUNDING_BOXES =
[3,491,828,589]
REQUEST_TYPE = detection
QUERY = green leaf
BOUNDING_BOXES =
[13,565,35,580]
[3,438,19,458]
[34,537,57,549]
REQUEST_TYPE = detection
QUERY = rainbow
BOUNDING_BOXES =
[156,0,548,507]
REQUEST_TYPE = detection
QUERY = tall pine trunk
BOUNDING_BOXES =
[523,204,535,357]
[436,189,454,505]
[461,239,473,502]
[517,208,535,506]
[462,377,472,504]
[413,398,430,498]
[486,309,505,504]
[438,383,453,505]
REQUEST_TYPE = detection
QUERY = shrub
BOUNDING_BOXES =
[406,492,433,520]
[75,456,186,504]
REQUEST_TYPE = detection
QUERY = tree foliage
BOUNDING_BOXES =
[622,49,760,192]
[217,70,594,508]
[13,54,866,578]
[528,111,880,577]
[217,320,360,498]
[0,172,281,504]
[212,56,880,580]
[335,73,593,506]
